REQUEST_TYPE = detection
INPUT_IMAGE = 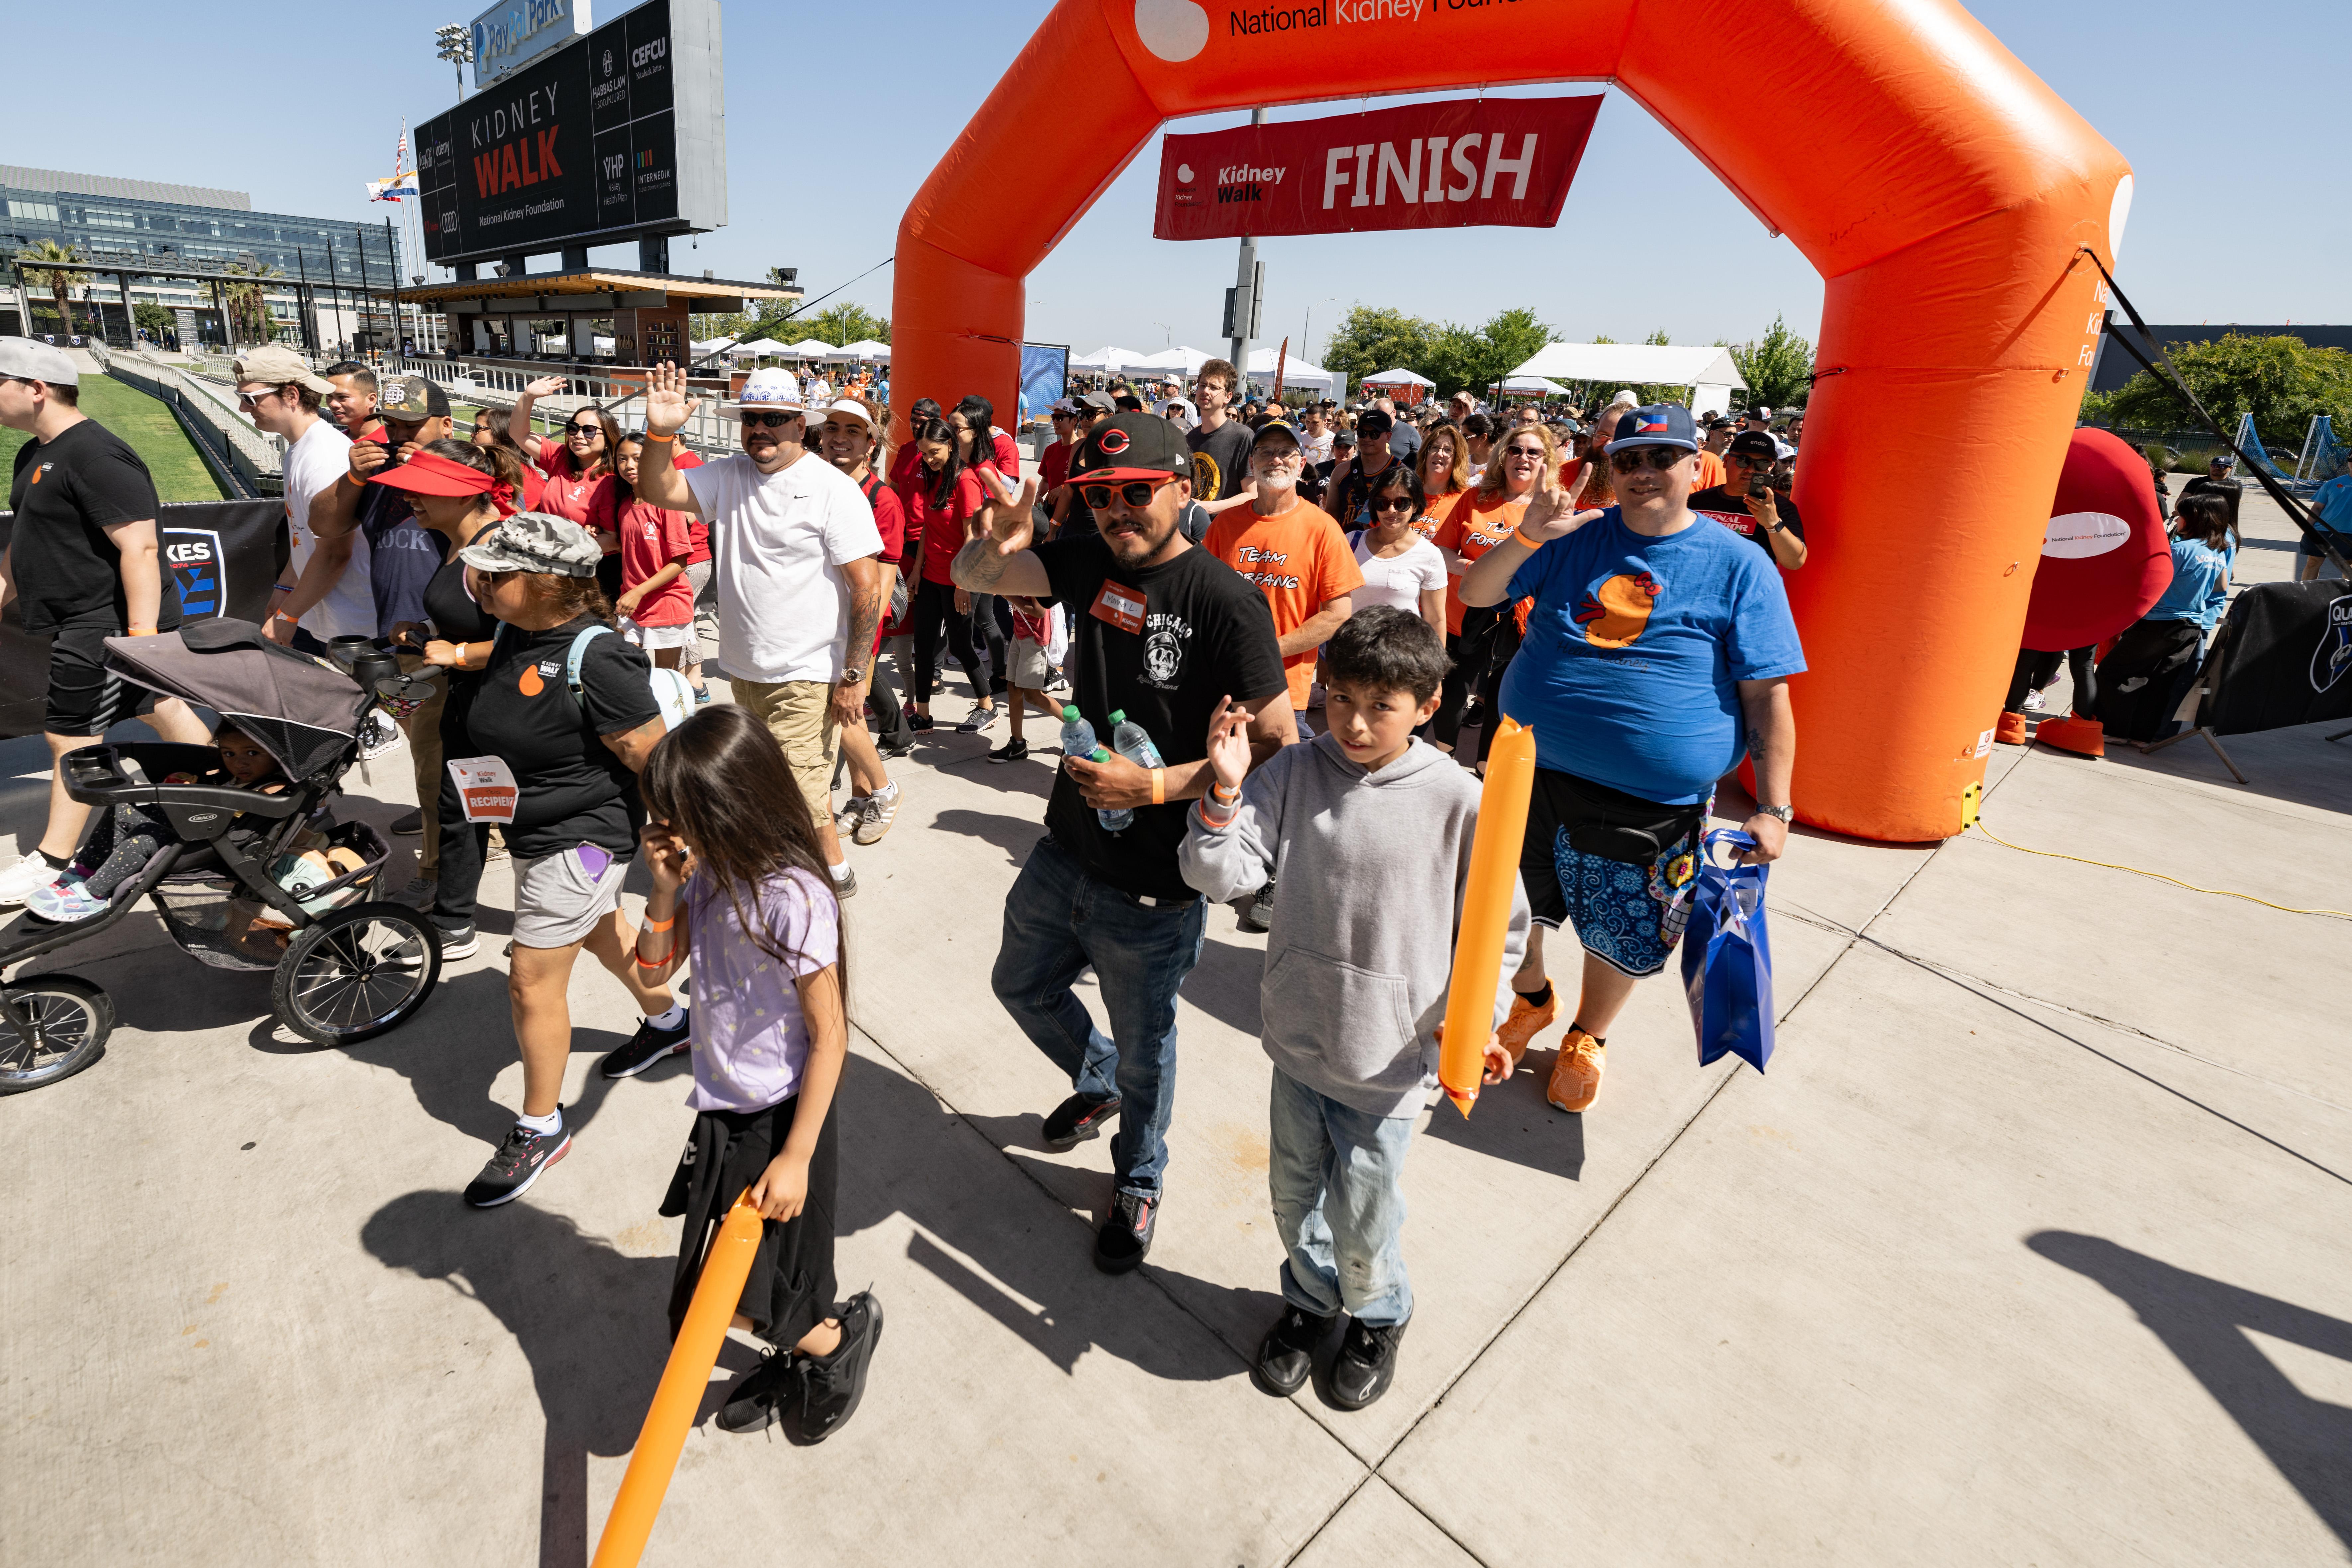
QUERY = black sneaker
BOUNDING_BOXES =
[1236,879,1275,934]
[831,866,857,899]
[1254,1304,1337,1398]
[390,808,424,836]
[988,736,1029,764]
[957,706,998,734]
[907,713,935,734]
[715,1348,801,1435]
[1328,1317,1408,1410]
[789,1291,884,1444]
[463,1118,572,1208]
[600,1010,691,1079]
[1041,1091,1120,1150]
[1094,1190,1156,1274]
[433,921,478,960]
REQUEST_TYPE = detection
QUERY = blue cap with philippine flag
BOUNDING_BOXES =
[1604,403,1699,454]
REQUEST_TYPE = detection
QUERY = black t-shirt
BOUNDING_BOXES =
[454,614,660,859]
[1689,484,1806,559]
[1031,535,1287,899]
[1186,419,1255,505]
[7,419,178,633]
[1324,454,1403,529]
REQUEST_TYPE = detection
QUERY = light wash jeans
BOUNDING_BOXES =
[991,834,1208,1199]
[1267,1065,1416,1328]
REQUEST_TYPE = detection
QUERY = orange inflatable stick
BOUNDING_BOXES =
[590,1193,765,1568]
[1437,719,1537,1116]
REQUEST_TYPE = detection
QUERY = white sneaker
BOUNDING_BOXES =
[0,854,65,907]
[2020,688,2048,712]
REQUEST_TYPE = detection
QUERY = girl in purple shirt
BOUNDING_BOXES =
[633,705,882,1443]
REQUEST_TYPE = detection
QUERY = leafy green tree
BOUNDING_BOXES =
[218,262,284,347]
[1320,305,1441,397]
[2102,333,2352,446]
[1729,314,1814,411]
[133,301,175,339]
[799,302,889,347]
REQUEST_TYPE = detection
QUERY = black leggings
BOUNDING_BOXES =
[911,577,997,704]
[2004,645,2097,717]
[1433,606,1523,764]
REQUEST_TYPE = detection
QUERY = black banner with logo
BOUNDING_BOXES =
[0,499,286,738]
[2204,580,2352,735]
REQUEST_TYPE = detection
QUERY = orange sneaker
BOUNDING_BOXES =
[1497,990,1558,1067]
[1546,1027,1605,1112]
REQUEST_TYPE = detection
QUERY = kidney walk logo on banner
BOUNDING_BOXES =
[163,528,228,619]
[2314,594,2352,695]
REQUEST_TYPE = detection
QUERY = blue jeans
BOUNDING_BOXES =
[1267,1066,1416,1328]
[991,834,1207,1199]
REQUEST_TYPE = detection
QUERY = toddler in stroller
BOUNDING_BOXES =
[28,724,364,925]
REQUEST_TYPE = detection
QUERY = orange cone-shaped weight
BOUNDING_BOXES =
[591,1194,765,1568]
[1995,712,2030,746]
[2034,715,2106,757]
[1438,720,1537,1116]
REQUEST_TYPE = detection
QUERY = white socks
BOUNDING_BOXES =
[828,859,852,884]
[646,1002,686,1030]
[517,1107,562,1136]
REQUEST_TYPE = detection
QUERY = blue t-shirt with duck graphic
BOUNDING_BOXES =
[1501,506,1805,805]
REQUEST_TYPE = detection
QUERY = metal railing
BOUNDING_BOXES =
[386,356,738,455]
[92,343,285,498]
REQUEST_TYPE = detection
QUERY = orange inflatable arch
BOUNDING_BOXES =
[892,0,2131,842]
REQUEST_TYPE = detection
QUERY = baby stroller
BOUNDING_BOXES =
[0,619,445,1094]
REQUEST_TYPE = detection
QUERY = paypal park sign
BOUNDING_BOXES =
[471,0,593,88]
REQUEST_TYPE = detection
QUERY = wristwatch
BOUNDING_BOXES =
[1754,803,1796,824]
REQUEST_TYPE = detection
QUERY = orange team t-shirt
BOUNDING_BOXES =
[1430,490,1531,636]
[1203,495,1366,709]
[1693,449,1726,491]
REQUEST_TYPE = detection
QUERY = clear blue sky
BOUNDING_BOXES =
[9,1,2333,358]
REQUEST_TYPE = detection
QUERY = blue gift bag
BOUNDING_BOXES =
[1680,829,1775,1072]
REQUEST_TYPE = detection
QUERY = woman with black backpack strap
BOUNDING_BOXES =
[424,511,689,1209]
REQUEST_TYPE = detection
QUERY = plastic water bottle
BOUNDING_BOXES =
[1093,747,1133,833]
[1102,710,1167,835]
[1059,704,1097,763]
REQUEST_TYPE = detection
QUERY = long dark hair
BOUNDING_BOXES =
[913,415,967,510]
[419,436,523,495]
[557,403,624,480]
[1365,463,1426,531]
[2173,488,2235,550]
[953,394,996,468]
[641,705,844,984]
[610,432,645,507]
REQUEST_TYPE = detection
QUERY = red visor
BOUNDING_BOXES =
[368,449,518,515]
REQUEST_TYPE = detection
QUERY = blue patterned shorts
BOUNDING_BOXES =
[1521,769,1705,978]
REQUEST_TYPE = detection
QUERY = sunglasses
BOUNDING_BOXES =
[739,411,799,429]
[1369,495,1416,514]
[236,388,283,409]
[1608,446,1690,473]
[565,422,603,437]
[1079,475,1179,509]
[1502,444,1548,460]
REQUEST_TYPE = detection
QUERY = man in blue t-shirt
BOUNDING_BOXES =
[2302,470,2352,582]
[1459,402,1804,1116]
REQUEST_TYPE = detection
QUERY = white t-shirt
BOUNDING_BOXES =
[280,419,375,640]
[1299,430,1333,466]
[1350,531,1447,619]
[685,450,883,683]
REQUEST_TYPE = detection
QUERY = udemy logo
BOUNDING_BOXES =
[1135,0,1209,61]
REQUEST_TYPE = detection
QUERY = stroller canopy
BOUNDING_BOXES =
[104,619,365,779]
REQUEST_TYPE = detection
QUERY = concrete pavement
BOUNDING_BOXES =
[3,484,2348,1564]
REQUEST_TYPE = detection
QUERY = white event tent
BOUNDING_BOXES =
[836,339,891,361]
[1498,375,1570,396]
[1246,345,1346,402]
[1505,343,1748,418]
[1362,367,1435,388]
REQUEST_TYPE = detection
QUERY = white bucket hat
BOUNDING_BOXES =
[727,367,807,413]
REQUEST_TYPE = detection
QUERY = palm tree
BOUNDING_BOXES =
[16,239,90,340]
[219,263,285,348]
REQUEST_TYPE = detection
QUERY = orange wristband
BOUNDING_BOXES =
[640,914,675,932]
[1150,767,1165,806]
[642,432,676,443]
[1512,526,1550,550]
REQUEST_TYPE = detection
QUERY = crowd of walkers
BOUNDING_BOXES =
[0,332,1817,1436]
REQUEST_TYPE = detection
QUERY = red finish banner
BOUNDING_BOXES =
[1153,95,1601,241]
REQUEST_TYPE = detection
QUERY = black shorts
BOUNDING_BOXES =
[44,621,134,737]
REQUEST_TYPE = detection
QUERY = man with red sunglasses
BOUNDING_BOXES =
[1459,403,1804,1118]
[952,412,1293,1275]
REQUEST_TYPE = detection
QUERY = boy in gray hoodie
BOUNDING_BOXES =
[1179,605,1525,1410]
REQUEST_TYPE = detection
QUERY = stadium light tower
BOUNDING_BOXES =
[434,24,473,97]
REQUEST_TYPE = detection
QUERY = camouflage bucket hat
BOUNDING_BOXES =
[456,511,602,578]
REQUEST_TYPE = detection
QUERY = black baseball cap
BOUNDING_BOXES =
[1604,403,1700,453]
[1358,409,1394,437]
[1726,431,1779,461]
[1071,412,1190,483]
[1113,393,1145,412]
[1250,415,1301,451]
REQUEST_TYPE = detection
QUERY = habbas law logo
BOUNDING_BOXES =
[163,527,227,619]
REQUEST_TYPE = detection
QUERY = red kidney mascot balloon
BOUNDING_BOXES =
[2022,428,2172,652]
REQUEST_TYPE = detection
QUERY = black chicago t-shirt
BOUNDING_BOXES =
[1186,419,1256,505]
[454,614,661,860]
[1031,535,1287,901]
[1689,484,1806,559]
[7,419,178,633]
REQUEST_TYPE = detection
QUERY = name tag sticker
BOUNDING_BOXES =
[1091,580,1146,634]
[447,755,519,824]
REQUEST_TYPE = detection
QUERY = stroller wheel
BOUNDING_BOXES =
[0,974,114,1095]
[273,902,442,1046]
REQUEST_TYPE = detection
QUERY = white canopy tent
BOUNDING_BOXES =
[1362,367,1435,388]
[1071,345,1149,373]
[1506,343,1748,418]
[1498,375,1570,396]
[1132,345,1214,377]
[836,339,891,361]
[1246,345,1347,402]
